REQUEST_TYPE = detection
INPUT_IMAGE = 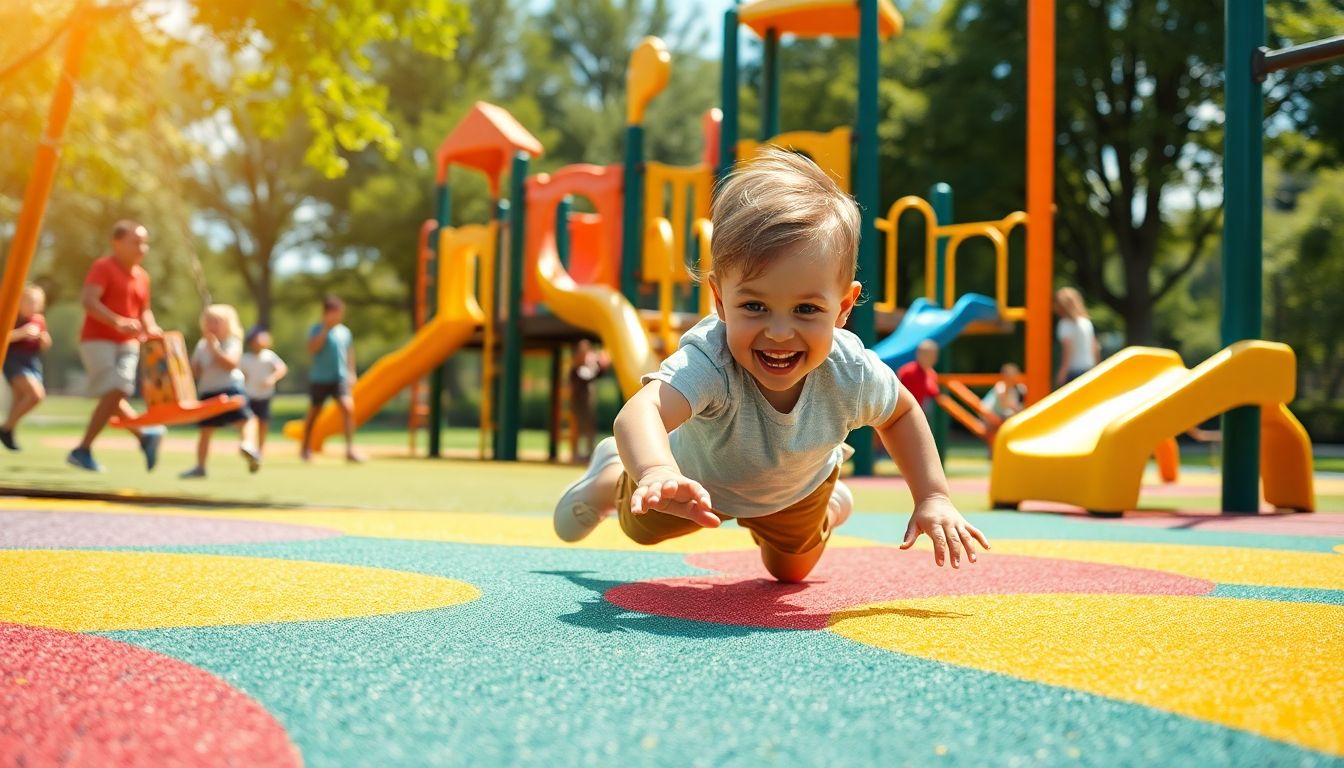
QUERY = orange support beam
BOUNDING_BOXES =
[0,5,93,374]
[1024,0,1055,405]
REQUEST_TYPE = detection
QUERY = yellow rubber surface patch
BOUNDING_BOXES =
[984,540,1344,590]
[0,550,480,631]
[18,500,873,553]
[830,594,1344,756]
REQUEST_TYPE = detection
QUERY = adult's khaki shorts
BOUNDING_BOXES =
[79,340,139,397]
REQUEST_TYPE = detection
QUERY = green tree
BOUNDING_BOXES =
[927,0,1341,345]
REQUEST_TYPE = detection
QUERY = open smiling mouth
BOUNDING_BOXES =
[755,350,804,373]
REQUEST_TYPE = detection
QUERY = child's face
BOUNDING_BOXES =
[324,306,345,325]
[253,331,272,350]
[18,291,42,316]
[916,345,938,369]
[204,314,225,337]
[712,245,861,407]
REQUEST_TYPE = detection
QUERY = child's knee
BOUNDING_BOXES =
[757,538,827,583]
[618,513,672,546]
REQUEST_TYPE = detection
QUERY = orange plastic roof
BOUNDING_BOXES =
[435,102,544,189]
[738,0,903,40]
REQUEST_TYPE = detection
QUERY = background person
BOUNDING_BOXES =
[67,220,164,473]
[1053,286,1100,387]
[1,285,53,451]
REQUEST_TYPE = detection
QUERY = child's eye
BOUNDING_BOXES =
[795,304,822,315]
[740,302,766,313]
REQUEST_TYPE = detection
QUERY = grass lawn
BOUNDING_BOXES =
[2,395,1341,513]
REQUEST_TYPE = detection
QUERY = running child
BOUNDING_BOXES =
[1,285,53,451]
[239,324,288,454]
[299,295,362,463]
[180,304,261,478]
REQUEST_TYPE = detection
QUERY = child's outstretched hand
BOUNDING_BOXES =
[630,468,720,529]
[900,495,990,568]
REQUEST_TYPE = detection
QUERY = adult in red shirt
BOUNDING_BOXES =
[67,220,165,473]
[896,339,940,417]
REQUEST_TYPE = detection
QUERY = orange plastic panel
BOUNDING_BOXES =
[738,0,903,39]
[524,165,624,309]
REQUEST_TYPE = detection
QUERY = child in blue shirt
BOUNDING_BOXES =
[299,294,362,462]
[554,149,988,581]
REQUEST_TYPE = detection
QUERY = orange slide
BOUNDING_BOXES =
[527,166,660,398]
[284,224,493,451]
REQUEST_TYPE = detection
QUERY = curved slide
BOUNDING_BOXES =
[285,225,490,451]
[872,293,999,369]
[989,341,1314,514]
[535,230,660,399]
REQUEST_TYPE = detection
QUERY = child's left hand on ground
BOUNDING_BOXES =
[899,496,990,568]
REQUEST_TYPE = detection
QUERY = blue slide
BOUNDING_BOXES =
[872,293,1000,369]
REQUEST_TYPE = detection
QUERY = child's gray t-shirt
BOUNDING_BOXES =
[645,314,903,518]
[192,337,245,393]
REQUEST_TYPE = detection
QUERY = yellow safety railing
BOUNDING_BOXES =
[643,217,680,355]
[873,196,938,314]
[874,198,1028,322]
[693,218,714,317]
[431,223,497,459]
[645,162,712,282]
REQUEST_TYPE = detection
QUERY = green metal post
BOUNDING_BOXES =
[492,199,509,459]
[556,195,572,271]
[761,28,780,140]
[717,5,740,180]
[930,183,953,464]
[1220,3,1265,513]
[621,125,645,305]
[847,0,880,477]
[500,153,529,461]
[429,182,452,458]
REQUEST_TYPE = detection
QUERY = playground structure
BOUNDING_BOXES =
[0,2,1335,515]
[283,0,1324,516]
[292,0,1062,469]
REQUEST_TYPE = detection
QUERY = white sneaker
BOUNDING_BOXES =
[554,437,623,542]
[828,480,854,529]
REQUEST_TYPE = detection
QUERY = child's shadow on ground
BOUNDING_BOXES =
[536,570,798,638]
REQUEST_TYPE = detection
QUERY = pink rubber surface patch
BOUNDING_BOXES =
[605,547,1214,630]
[0,623,301,767]
[0,510,340,547]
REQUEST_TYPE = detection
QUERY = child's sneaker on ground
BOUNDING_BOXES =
[240,444,261,473]
[180,466,206,479]
[0,427,17,451]
[66,448,103,472]
[554,436,623,542]
[828,480,854,529]
[139,426,165,471]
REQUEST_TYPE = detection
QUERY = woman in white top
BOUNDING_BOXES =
[1054,287,1100,387]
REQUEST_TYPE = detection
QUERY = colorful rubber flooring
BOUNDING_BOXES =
[2,496,1342,766]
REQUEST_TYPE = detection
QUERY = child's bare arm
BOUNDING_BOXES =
[875,386,989,568]
[612,381,718,528]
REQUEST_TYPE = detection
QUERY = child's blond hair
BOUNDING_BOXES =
[709,147,860,284]
[1054,287,1090,320]
[19,284,45,314]
[201,304,244,340]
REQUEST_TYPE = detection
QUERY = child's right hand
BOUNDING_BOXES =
[630,468,720,528]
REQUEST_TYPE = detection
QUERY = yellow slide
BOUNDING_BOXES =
[535,228,660,398]
[990,341,1314,514]
[285,224,492,451]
